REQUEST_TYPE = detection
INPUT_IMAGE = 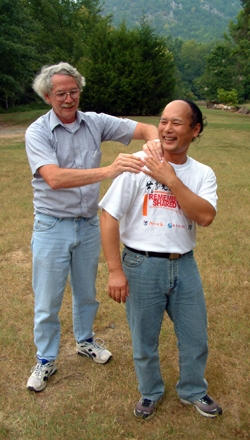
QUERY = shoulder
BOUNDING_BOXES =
[26,111,51,135]
[79,111,116,122]
[133,150,147,159]
[78,111,119,129]
[188,157,215,176]
[80,111,135,127]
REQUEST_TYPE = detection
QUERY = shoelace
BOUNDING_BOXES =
[198,395,213,405]
[31,363,44,378]
[87,338,106,352]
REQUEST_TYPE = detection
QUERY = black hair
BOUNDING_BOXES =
[182,100,207,136]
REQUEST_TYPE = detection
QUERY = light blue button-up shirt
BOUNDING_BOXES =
[25,109,137,218]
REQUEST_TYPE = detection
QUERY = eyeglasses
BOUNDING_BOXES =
[50,88,80,102]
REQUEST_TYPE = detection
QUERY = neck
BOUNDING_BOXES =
[164,153,188,165]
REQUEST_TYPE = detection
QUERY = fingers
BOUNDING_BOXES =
[108,286,129,303]
[143,155,159,166]
[107,272,129,303]
[142,155,163,174]
[118,153,143,168]
[142,157,176,188]
[143,140,163,160]
[109,154,144,179]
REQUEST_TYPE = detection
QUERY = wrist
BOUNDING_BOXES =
[109,266,123,273]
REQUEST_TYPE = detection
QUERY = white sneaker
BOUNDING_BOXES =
[76,339,112,364]
[26,360,57,392]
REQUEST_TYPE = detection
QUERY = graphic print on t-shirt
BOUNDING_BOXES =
[142,178,192,232]
[143,179,181,216]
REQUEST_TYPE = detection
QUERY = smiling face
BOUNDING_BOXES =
[158,100,201,164]
[44,74,80,123]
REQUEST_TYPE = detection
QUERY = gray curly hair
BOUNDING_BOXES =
[33,62,86,103]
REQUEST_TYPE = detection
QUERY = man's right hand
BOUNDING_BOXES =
[107,153,144,179]
[108,270,129,303]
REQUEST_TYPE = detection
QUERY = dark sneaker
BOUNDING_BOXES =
[180,394,222,418]
[76,338,112,364]
[26,360,57,392]
[134,397,161,420]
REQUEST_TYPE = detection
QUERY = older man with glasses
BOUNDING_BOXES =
[25,62,161,392]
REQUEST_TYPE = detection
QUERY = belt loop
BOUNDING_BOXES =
[145,251,149,258]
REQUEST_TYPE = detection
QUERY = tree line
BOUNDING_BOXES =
[102,0,241,43]
[0,0,249,115]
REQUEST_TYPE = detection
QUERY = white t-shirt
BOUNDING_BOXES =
[99,152,217,254]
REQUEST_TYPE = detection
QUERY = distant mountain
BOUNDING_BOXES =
[102,0,242,42]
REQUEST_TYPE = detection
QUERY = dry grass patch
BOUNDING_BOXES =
[0,108,250,439]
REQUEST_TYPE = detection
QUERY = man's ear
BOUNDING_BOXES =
[193,123,201,138]
[44,93,52,105]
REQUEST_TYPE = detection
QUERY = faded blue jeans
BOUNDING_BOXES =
[31,213,100,361]
[122,247,208,403]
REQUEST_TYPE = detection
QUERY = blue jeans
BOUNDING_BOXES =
[122,247,208,402]
[31,213,100,361]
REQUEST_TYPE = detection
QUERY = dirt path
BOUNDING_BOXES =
[0,123,27,141]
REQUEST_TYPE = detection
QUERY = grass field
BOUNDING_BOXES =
[0,107,249,439]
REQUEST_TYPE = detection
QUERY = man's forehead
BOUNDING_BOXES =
[51,74,76,84]
[160,116,184,121]
[161,101,192,120]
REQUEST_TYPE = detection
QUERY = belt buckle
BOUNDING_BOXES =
[169,253,180,260]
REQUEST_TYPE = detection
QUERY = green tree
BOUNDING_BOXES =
[228,0,250,100]
[0,0,38,109]
[196,43,235,102]
[180,40,214,99]
[165,36,184,98]
[196,0,250,103]
[229,0,250,43]
[132,17,176,115]
[217,88,238,106]
[81,18,175,115]
[0,0,111,109]
[26,0,107,66]
[166,37,213,99]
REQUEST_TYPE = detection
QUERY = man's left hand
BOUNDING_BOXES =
[142,156,176,187]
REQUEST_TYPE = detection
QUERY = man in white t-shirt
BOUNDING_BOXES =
[99,100,223,420]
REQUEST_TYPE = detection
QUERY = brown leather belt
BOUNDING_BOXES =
[125,246,183,260]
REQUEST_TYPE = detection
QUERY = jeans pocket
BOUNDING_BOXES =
[33,214,58,232]
[122,248,144,268]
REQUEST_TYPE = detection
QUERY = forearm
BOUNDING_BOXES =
[39,165,110,189]
[169,176,216,226]
[100,210,122,271]
[38,154,144,190]
[133,122,159,141]
[100,210,129,303]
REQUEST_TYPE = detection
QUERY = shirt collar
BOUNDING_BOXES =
[49,109,85,131]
